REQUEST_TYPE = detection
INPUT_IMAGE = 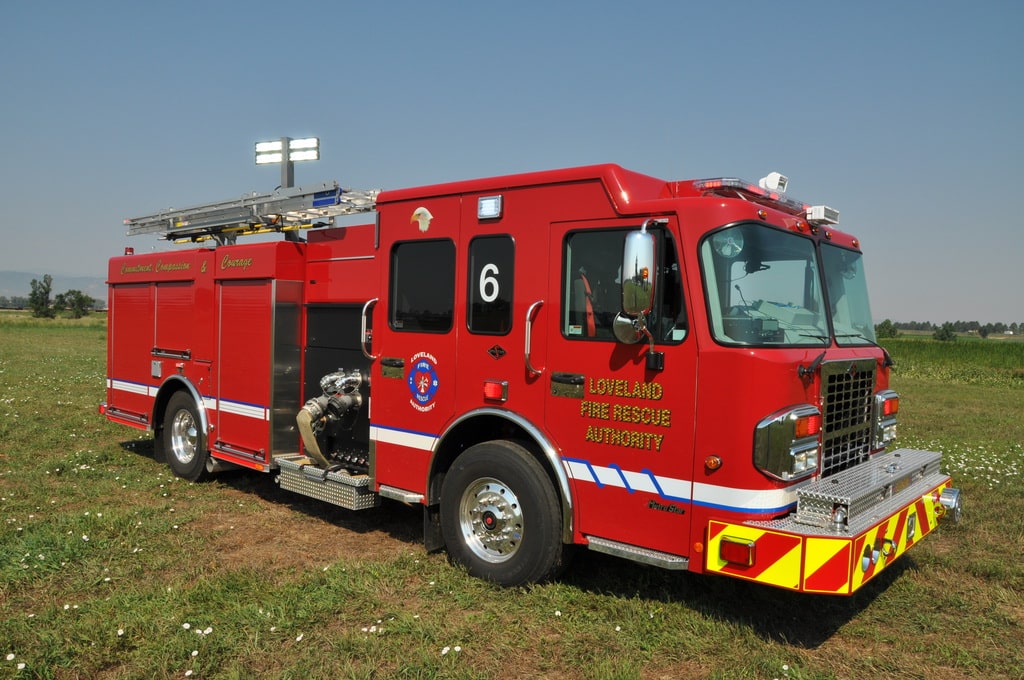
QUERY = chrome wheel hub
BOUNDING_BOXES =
[169,409,198,465]
[458,477,523,563]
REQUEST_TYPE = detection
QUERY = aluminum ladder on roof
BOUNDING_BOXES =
[124,181,380,245]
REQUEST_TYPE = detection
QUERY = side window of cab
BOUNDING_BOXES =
[561,227,686,343]
[390,239,455,333]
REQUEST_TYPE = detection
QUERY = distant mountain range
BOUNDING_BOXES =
[0,271,106,302]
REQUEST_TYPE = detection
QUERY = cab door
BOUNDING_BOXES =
[369,199,460,496]
[452,192,550,432]
[544,219,698,557]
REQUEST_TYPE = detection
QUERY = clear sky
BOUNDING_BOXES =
[1,1,1020,324]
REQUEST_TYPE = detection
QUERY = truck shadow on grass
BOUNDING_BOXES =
[223,468,425,546]
[561,549,908,649]
[118,439,902,647]
[118,439,423,546]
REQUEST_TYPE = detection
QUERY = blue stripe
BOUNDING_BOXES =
[373,422,437,439]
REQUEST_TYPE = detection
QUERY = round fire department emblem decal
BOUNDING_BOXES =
[407,352,439,412]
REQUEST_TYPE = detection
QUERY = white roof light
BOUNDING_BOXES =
[254,151,284,165]
[478,195,503,220]
[806,205,840,225]
[255,140,283,153]
[758,172,788,193]
[289,137,319,150]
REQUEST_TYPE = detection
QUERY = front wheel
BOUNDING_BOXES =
[162,392,210,482]
[440,440,567,586]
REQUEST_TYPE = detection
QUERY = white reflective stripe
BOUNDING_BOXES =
[692,481,796,513]
[217,400,269,421]
[619,469,661,494]
[110,379,150,396]
[564,459,594,482]
[653,475,692,500]
[370,425,437,452]
[563,459,690,500]
[562,458,794,513]
[593,465,625,488]
[108,380,267,422]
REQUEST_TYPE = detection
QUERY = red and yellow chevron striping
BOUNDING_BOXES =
[706,479,954,594]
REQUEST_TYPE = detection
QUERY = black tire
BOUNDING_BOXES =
[440,440,567,586]
[162,391,210,482]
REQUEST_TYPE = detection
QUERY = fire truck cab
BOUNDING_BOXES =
[103,164,961,593]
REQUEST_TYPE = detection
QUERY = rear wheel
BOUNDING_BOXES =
[162,392,209,482]
[440,440,566,586]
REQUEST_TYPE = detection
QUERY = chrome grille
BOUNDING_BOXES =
[820,359,876,477]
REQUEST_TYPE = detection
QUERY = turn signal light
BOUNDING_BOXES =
[795,413,822,439]
[882,396,899,416]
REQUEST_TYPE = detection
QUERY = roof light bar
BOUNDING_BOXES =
[693,177,810,216]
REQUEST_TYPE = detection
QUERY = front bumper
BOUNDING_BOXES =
[706,449,960,594]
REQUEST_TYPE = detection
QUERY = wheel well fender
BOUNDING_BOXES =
[152,376,210,452]
[428,408,573,543]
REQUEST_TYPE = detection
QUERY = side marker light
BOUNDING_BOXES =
[720,536,755,567]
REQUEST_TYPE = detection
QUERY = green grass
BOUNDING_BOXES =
[883,336,1024,388]
[1,312,1022,678]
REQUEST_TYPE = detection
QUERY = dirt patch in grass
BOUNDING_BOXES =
[195,476,425,576]
[203,505,418,573]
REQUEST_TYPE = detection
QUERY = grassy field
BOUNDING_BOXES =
[1,313,1022,679]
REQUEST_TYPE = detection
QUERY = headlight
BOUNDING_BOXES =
[753,405,822,482]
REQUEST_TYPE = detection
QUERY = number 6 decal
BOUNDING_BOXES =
[479,263,500,302]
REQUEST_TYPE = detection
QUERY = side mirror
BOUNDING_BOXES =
[615,219,664,373]
[621,226,657,316]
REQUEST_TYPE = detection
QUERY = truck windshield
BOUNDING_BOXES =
[821,243,877,345]
[700,224,830,346]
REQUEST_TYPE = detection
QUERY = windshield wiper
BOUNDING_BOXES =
[798,350,827,380]
[798,333,830,344]
[836,333,895,368]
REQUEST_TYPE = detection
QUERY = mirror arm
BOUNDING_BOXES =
[640,217,668,233]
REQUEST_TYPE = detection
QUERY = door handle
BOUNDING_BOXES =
[361,298,378,360]
[525,300,544,377]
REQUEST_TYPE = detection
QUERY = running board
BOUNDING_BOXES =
[585,535,689,571]
[276,455,379,510]
[378,485,424,504]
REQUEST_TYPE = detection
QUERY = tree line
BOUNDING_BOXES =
[876,319,1021,342]
[8,274,101,319]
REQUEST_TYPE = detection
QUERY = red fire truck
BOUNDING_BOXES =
[102,164,961,593]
